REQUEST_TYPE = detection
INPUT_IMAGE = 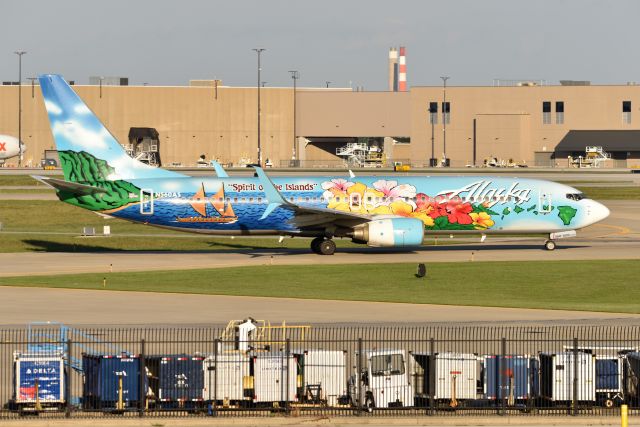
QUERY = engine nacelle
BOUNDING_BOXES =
[352,218,424,247]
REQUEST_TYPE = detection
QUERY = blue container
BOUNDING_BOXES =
[484,355,531,400]
[596,358,620,391]
[14,353,65,404]
[147,355,204,402]
[82,354,144,409]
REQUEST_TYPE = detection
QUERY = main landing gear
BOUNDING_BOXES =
[544,240,556,251]
[311,237,336,255]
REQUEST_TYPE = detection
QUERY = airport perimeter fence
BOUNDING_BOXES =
[2,324,640,419]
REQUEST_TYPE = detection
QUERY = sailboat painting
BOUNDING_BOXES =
[176,183,238,223]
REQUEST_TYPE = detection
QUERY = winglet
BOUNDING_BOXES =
[210,160,229,178]
[253,166,291,220]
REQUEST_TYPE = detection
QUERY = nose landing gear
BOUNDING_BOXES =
[310,237,336,255]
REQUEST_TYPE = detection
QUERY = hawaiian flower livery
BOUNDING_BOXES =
[321,178,355,200]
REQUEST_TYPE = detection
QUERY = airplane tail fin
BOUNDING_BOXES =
[38,74,185,183]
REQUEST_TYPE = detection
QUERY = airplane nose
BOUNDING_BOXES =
[589,200,610,224]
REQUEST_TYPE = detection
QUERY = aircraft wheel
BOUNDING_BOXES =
[318,239,336,255]
[544,240,556,251]
[310,237,324,254]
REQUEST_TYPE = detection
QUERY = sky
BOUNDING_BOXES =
[2,0,639,89]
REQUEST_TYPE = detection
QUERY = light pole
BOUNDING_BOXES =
[252,48,265,165]
[440,76,450,167]
[14,51,26,167]
[288,70,299,161]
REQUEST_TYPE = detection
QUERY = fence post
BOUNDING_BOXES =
[286,338,291,415]
[429,338,435,415]
[573,337,578,416]
[501,337,507,416]
[212,338,219,416]
[139,338,145,417]
[65,339,71,418]
[357,337,363,415]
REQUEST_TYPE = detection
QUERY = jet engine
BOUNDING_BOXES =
[351,218,424,247]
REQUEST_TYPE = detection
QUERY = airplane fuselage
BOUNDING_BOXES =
[63,175,607,236]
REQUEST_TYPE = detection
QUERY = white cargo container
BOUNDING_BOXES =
[539,352,596,402]
[299,350,347,406]
[253,353,297,403]
[203,353,250,403]
[410,352,478,403]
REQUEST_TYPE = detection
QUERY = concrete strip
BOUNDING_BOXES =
[0,286,637,325]
[0,416,635,427]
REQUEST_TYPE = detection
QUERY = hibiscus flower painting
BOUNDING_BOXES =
[320,180,501,231]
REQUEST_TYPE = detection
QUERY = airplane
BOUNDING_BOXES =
[34,74,609,255]
[0,134,26,164]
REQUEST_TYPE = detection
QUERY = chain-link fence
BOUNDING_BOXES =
[2,323,640,418]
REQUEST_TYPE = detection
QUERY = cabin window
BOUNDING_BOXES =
[249,197,254,203]
[258,197,263,203]
[289,197,294,202]
[241,197,246,203]
[305,197,310,202]
[566,193,585,201]
[233,197,238,203]
[320,197,325,203]
[226,197,231,203]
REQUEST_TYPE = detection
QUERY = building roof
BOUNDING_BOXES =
[555,130,640,152]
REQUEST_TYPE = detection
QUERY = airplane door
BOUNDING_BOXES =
[140,189,154,215]
[538,190,552,214]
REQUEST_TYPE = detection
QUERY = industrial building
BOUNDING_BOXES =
[1,74,639,169]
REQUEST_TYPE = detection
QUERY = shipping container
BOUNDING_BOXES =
[296,350,347,406]
[539,352,596,402]
[13,352,65,410]
[82,354,145,410]
[252,352,297,403]
[411,352,477,406]
[146,355,204,407]
[484,355,532,402]
[203,353,251,403]
[595,356,624,407]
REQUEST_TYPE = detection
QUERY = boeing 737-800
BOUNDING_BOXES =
[35,74,609,255]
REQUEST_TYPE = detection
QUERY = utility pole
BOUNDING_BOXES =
[289,70,299,161]
[440,76,450,167]
[14,51,26,166]
[252,48,265,165]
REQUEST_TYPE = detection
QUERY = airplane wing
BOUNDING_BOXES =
[253,167,372,228]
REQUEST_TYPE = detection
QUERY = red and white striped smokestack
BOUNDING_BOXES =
[398,46,407,92]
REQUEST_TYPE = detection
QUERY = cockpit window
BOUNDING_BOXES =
[566,193,585,201]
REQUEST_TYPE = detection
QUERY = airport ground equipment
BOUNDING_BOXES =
[621,352,640,406]
[203,353,251,405]
[12,352,65,413]
[82,354,146,411]
[295,350,347,406]
[251,352,298,404]
[595,356,625,407]
[350,349,413,410]
[410,352,477,408]
[219,318,311,352]
[539,352,596,403]
[483,355,534,404]
[146,355,204,409]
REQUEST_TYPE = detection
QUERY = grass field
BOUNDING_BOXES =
[1,260,638,313]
